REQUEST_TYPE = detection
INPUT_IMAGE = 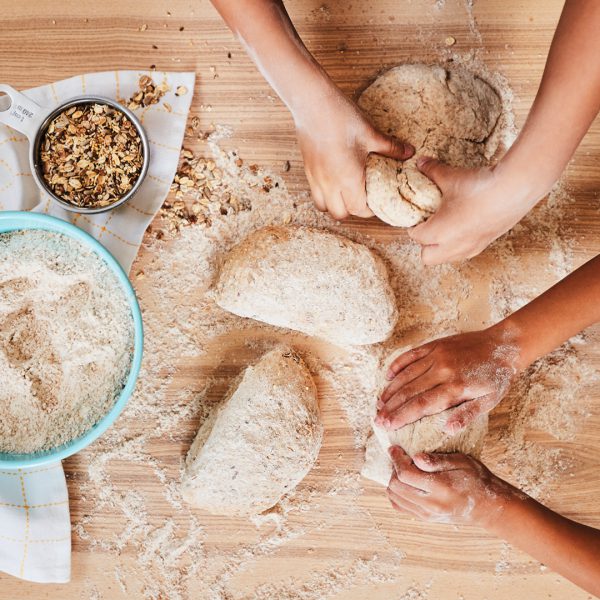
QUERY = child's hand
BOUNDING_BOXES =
[408,159,539,265]
[295,92,414,220]
[376,325,521,432]
[386,446,516,526]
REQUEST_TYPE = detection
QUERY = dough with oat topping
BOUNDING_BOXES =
[358,63,503,227]
[182,347,322,516]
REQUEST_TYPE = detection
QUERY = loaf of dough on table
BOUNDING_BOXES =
[182,347,322,516]
[358,63,503,227]
[361,347,489,486]
[213,226,398,346]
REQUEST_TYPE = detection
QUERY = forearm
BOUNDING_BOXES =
[494,254,600,368]
[496,0,600,201]
[485,496,600,596]
[210,0,336,121]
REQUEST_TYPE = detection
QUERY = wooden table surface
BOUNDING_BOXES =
[1,1,600,599]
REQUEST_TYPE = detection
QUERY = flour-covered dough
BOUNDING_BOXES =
[358,63,503,227]
[182,347,322,516]
[213,226,398,346]
[361,347,489,486]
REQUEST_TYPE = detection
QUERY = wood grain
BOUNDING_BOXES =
[1,1,599,598]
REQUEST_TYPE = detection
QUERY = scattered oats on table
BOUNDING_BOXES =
[122,75,170,111]
[40,103,143,209]
[185,115,209,139]
[161,149,256,234]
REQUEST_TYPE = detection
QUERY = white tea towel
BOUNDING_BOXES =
[0,465,70,583]
[0,69,195,583]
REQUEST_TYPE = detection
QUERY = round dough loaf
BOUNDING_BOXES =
[213,226,398,346]
[182,347,322,516]
[358,63,503,227]
[361,347,489,486]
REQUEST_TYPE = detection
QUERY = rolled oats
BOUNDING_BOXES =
[122,75,170,111]
[40,103,144,209]
[162,150,245,233]
[159,143,280,237]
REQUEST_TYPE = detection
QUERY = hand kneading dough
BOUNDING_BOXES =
[358,63,503,227]
[361,347,489,486]
[213,226,398,346]
[182,347,322,516]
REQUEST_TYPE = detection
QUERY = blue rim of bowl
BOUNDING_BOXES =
[0,211,144,469]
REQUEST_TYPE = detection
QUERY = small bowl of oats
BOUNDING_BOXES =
[0,84,149,213]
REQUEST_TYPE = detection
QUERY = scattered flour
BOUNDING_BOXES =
[242,555,400,600]
[397,584,432,600]
[494,541,513,574]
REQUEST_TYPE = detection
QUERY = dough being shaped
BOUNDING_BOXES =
[213,226,398,346]
[358,63,503,227]
[361,347,489,486]
[182,347,322,516]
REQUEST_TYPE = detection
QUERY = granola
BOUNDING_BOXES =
[40,103,144,209]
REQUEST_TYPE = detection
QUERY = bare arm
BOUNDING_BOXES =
[488,492,600,596]
[210,0,333,116]
[411,0,600,264]
[387,448,600,597]
[210,0,413,219]
[505,253,600,367]
[497,0,600,199]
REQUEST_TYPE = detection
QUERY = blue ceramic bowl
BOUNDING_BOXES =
[0,211,144,468]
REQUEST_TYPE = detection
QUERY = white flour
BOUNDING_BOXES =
[0,230,134,453]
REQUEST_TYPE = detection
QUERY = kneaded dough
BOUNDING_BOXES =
[182,347,323,516]
[361,347,489,486]
[358,63,503,227]
[213,226,398,346]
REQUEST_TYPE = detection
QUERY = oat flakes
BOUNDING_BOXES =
[40,103,144,208]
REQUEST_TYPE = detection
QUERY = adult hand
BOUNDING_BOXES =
[296,93,414,220]
[409,158,539,265]
[386,446,518,526]
[376,325,522,433]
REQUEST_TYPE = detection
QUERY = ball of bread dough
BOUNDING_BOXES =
[358,63,503,227]
[361,346,489,486]
[182,347,322,516]
[213,226,398,346]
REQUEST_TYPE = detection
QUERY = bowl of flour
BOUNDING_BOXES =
[0,211,143,468]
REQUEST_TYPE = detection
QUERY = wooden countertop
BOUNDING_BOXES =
[1,1,599,598]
